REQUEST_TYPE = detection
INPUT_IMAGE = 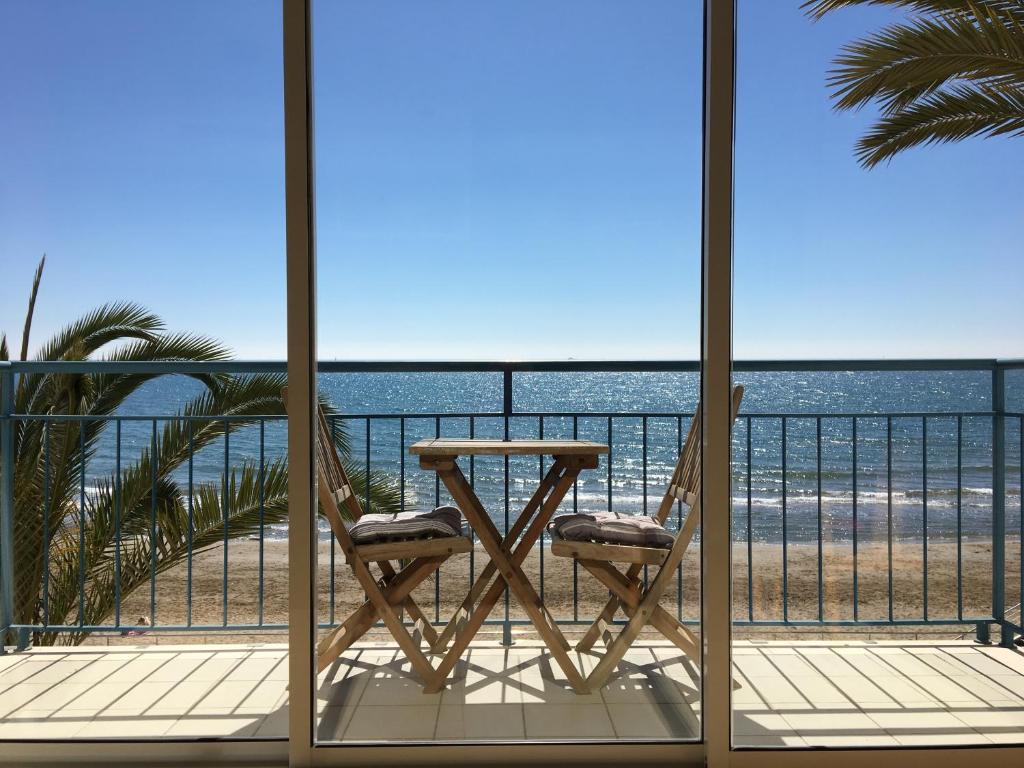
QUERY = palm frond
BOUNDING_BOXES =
[805,0,1024,166]
[855,82,1024,163]
[30,302,163,364]
[44,460,291,642]
[87,332,233,418]
[803,1,1024,20]
[338,464,404,518]
[19,302,164,415]
[827,7,1024,112]
[20,256,45,361]
[7,268,410,644]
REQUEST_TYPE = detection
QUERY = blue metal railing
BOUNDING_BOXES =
[1,359,1022,651]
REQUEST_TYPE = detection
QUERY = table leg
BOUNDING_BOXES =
[430,458,571,652]
[424,457,591,694]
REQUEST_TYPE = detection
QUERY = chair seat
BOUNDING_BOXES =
[348,505,463,544]
[548,511,675,549]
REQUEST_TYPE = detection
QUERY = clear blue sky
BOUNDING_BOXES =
[1,1,1020,360]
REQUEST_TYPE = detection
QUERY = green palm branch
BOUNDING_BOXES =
[803,0,1024,166]
[3,258,404,646]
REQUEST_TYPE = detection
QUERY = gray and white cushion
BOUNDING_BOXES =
[548,511,675,549]
[348,505,463,545]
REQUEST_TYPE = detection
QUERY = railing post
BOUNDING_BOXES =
[501,366,513,647]
[991,364,1013,647]
[0,362,15,654]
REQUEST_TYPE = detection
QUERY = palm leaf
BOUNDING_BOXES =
[804,0,1024,166]
[803,1,1024,19]
[19,256,45,362]
[826,9,1024,113]
[855,82,1024,163]
[5,267,409,645]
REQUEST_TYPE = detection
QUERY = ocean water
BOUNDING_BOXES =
[87,369,1024,544]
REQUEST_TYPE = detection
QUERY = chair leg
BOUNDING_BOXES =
[583,549,688,690]
[320,555,447,683]
[353,562,441,689]
[317,603,379,673]
[575,507,700,653]
[577,559,701,668]
[576,594,621,652]
[375,559,440,649]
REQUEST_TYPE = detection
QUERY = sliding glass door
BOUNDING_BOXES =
[728,0,1024,757]
[297,0,708,758]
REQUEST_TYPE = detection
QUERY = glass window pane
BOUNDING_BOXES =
[732,0,1024,749]
[0,0,286,742]
[311,0,705,745]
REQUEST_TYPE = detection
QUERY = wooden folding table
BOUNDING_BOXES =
[410,438,608,694]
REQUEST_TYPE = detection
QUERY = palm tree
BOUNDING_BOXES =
[803,0,1024,167]
[1,258,402,645]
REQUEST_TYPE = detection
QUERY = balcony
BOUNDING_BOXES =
[2,639,1024,745]
[1,359,1022,748]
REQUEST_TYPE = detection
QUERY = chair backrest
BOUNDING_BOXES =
[654,385,744,524]
[282,388,363,548]
[315,406,364,519]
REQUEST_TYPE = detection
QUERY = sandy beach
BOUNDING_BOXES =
[96,536,1020,646]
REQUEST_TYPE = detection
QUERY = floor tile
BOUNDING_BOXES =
[951,706,1024,730]
[742,675,810,705]
[143,653,214,682]
[894,732,989,746]
[0,715,89,739]
[781,711,879,737]
[6,659,92,686]
[911,675,986,704]
[147,680,219,715]
[163,710,264,738]
[733,713,797,737]
[982,731,1024,744]
[316,704,356,741]
[195,679,264,711]
[953,649,1023,677]
[977,647,1024,676]
[255,704,289,738]
[186,656,247,681]
[866,709,972,733]
[518,657,586,704]
[523,703,614,739]
[823,674,898,703]
[341,704,439,741]
[63,658,139,686]
[803,733,901,747]
[225,656,283,681]
[435,703,526,739]
[74,716,179,738]
[733,734,808,747]
[441,655,524,706]
[12,682,94,713]
[606,701,698,740]
[239,678,289,709]
[102,680,180,713]
[59,680,138,712]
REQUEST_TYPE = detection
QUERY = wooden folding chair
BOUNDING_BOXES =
[549,385,744,689]
[284,389,471,685]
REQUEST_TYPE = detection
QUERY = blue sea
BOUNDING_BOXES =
[90,369,1024,544]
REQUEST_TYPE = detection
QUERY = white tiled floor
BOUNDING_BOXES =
[1,640,1023,746]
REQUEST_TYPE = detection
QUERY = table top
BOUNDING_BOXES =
[410,438,609,457]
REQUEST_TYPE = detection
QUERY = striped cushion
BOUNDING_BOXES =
[348,505,463,544]
[549,512,675,549]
